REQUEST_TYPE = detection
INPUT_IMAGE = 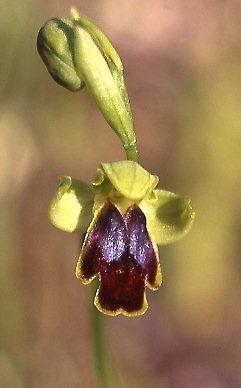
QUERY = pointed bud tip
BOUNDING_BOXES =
[70,6,80,20]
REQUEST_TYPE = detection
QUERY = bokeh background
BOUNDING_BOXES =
[1,1,241,387]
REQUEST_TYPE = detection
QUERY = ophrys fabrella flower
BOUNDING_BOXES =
[49,161,194,316]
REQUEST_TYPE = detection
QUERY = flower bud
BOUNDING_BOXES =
[37,18,84,91]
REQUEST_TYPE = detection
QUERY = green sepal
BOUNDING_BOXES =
[99,161,159,201]
[49,176,94,233]
[37,18,84,91]
[73,25,136,150]
[140,189,195,245]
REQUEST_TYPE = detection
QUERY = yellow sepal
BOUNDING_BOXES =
[49,176,94,233]
[140,189,195,245]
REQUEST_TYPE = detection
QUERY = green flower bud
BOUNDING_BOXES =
[37,18,84,91]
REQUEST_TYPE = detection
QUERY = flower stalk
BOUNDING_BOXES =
[37,7,194,388]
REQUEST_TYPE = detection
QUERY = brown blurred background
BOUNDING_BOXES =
[1,1,241,387]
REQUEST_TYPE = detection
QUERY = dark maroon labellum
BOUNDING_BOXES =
[80,202,160,315]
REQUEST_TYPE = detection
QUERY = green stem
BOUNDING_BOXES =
[124,140,139,162]
[91,287,114,388]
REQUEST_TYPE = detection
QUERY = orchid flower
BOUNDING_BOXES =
[48,161,194,316]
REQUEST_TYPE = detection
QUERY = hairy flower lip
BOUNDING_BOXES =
[76,201,162,316]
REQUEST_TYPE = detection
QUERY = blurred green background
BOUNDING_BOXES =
[1,1,241,387]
